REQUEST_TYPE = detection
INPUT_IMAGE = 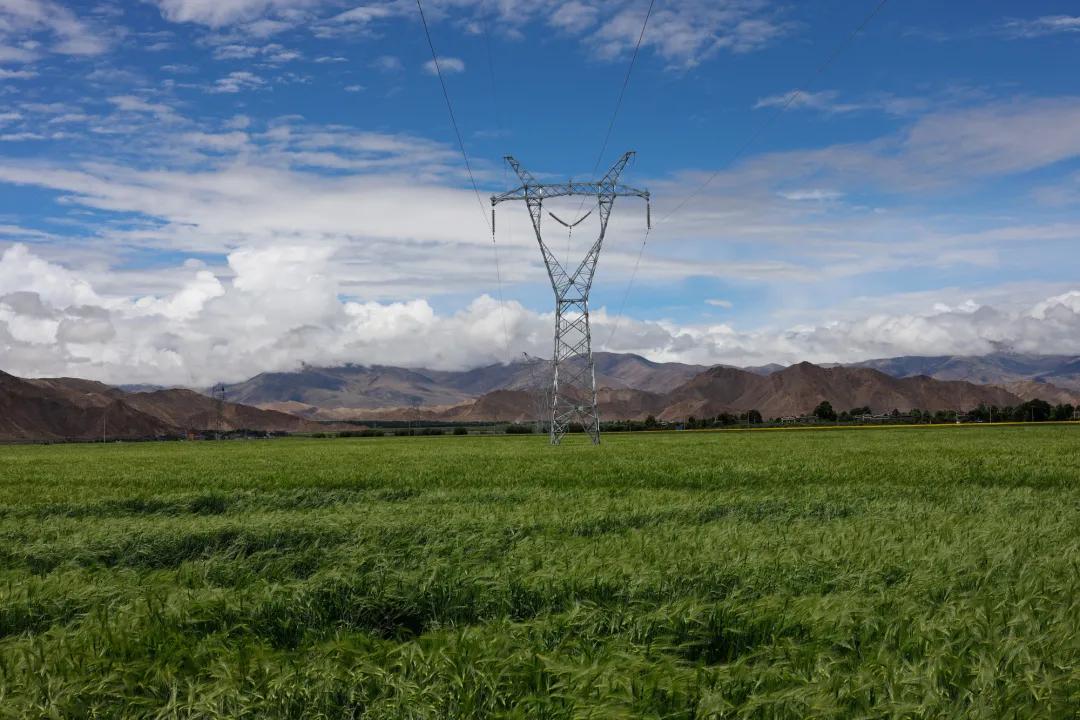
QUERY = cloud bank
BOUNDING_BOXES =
[3,243,1080,387]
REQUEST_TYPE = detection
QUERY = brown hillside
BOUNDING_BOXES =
[661,362,1023,420]
[326,362,1031,423]
[360,386,669,424]
[660,366,765,419]
[1000,380,1080,405]
[0,371,174,442]
[0,371,333,443]
[596,387,668,420]
[443,390,535,423]
[123,389,325,432]
[25,377,123,405]
[221,353,707,413]
[590,353,707,393]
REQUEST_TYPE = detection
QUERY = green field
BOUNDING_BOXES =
[1,426,1078,718]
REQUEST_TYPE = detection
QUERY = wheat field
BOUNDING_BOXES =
[1,426,1078,718]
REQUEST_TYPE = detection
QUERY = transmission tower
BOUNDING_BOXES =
[521,352,553,435]
[214,383,226,434]
[492,152,649,445]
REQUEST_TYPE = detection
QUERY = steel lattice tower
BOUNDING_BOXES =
[492,152,649,445]
[521,352,553,435]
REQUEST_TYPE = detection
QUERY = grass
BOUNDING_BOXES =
[0,426,1078,718]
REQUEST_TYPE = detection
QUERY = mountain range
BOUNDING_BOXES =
[5,352,1078,442]
[0,371,326,443]
[224,352,707,412]
[224,352,1080,423]
[850,353,1080,391]
[656,363,1023,421]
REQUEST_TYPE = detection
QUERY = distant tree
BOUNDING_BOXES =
[644,414,658,429]
[813,401,837,422]
[453,426,468,435]
[1052,403,1075,421]
[747,409,763,424]
[1015,399,1052,422]
[687,416,698,430]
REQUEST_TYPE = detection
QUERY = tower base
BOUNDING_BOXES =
[550,298,599,445]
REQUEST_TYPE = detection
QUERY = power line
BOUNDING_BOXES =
[589,0,655,178]
[480,0,505,135]
[570,0,655,226]
[479,0,512,364]
[490,195,512,364]
[660,0,890,224]
[552,0,657,266]
[416,0,489,231]
[416,0,512,362]
[603,225,651,349]
[480,0,513,363]
[603,0,890,350]
[569,0,653,339]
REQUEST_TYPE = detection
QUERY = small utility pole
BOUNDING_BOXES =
[410,400,420,436]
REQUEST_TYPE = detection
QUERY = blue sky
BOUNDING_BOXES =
[2,0,1080,384]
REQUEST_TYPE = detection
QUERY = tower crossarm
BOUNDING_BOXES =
[492,152,648,205]
[491,182,648,205]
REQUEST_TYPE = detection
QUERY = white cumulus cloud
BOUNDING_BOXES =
[423,57,465,75]
[3,244,1080,388]
[0,0,110,62]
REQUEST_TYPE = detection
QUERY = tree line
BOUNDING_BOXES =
[809,399,1076,424]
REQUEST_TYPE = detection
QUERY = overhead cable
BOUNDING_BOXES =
[416,0,512,361]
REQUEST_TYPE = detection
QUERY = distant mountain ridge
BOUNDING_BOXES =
[656,362,1022,420]
[232,358,1052,423]
[222,352,708,412]
[224,351,1080,422]
[1,371,174,442]
[7,351,1077,440]
[849,353,1080,391]
[0,371,327,443]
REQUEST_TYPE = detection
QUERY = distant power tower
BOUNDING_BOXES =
[213,383,227,433]
[492,152,649,445]
[520,352,553,435]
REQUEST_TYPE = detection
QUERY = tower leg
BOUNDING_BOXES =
[550,298,600,445]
